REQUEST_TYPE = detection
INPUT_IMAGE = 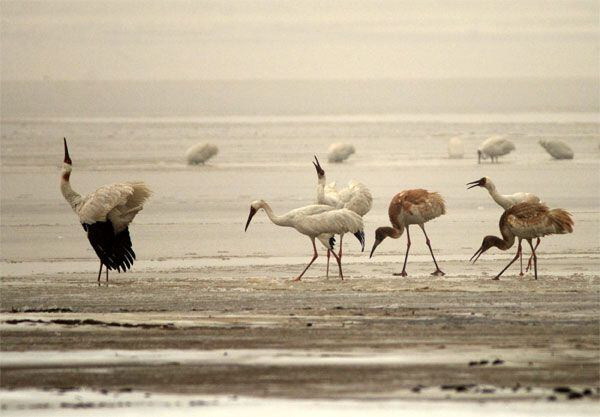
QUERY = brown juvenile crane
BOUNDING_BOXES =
[370,189,446,276]
[470,202,573,280]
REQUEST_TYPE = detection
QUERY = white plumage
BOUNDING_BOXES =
[313,156,372,276]
[467,176,540,210]
[478,136,515,163]
[447,137,464,159]
[244,200,364,281]
[60,139,152,284]
[186,143,218,165]
[538,139,574,160]
[327,143,355,163]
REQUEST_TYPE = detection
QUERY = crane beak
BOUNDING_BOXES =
[466,179,484,189]
[470,246,485,263]
[369,239,381,259]
[313,155,325,177]
[244,207,258,231]
[63,138,72,165]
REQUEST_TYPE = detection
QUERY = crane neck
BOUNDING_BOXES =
[260,202,291,227]
[315,175,327,204]
[485,182,512,209]
[60,164,82,211]
[494,220,516,250]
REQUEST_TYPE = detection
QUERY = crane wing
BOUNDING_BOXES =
[339,180,373,216]
[78,182,151,231]
[298,208,363,236]
[84,221,136,272]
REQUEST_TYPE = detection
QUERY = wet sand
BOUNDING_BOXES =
[1,257,598,406]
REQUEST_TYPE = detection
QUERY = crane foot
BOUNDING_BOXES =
[431,270,445,277]
[393,271,408,277]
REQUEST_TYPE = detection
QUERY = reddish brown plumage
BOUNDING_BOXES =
[388,189,446,230]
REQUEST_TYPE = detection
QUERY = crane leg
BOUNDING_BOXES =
[326,250,330,278]
[97,262,103,286]
[420,225,445,276]
[525,238,540,273]
[338,234,343,264]
[293,239,318,281]
[330,248,344,280]
[393,226,410,277]
[106,267,109,285]
[494,240,522,280]
[519,238,524,276]
[526,239,538,280]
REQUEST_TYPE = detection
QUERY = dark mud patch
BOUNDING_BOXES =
[4,318,175,330]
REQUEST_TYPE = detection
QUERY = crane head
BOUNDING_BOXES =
[63,138,72,165]
[466,177,487,189]
[312,155,325,178]
[470,236,497,263]
[245,200,264,231]
[369,227,388,258]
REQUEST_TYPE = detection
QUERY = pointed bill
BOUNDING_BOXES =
[63,138,72,165]
[244,207,257,231]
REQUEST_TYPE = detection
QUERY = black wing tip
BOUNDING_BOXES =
[329,236,336,249]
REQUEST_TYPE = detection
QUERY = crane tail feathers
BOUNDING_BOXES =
[353,230,365,252]
[86,221,137,274]
[548,209,574,234]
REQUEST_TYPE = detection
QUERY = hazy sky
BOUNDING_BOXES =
[1,0,598,80]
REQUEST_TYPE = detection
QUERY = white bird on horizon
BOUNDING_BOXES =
[186,143,218,165]
[312,155,372,277]
[447,137,464,159]
[538,139,574,160]
[467,176,541,275]
[471,202,573,280]
[477,136,515,163]
[244,200,365,281]
[327,143,355,163]
[60,138,152,285]
[369,189,446,277]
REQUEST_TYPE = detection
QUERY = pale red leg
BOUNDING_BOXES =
[519,239,524,276]
[97,262,103,286]
[420,225,445,276]
[493,240,522,280]
[330,248,344,280]
[326,249,330,278]
[393,226,410,277]
[525,238,540,273]
[293,238,318,281]
[526,239,538,280]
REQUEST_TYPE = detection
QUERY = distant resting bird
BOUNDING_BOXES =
[370,189,446,277]
[186,143,218,165]
[467,176,542,275]
[327,143,355,163]
[60,138,152,285]
[244,200,365,281]
[447,137,464,159]
[478,136,515,163]
[471,202,573,280]
[313,156,372,277]
[538,139,574,160]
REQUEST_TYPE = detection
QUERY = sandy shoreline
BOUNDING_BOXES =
[1,257,598,408]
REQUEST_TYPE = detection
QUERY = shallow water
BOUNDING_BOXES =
[1,114,599,274]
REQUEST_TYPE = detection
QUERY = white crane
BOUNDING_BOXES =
[471,202,573,280]
[186,143,218,165]
[369,189,446,277]
[60,138,152,285]
[313,156,371,276]
[327,143,355,163]
[477,136,515,163]
[538,139,574,160]
[467,176,541,275]
[447,137,464,159]
[244,200,365,281]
